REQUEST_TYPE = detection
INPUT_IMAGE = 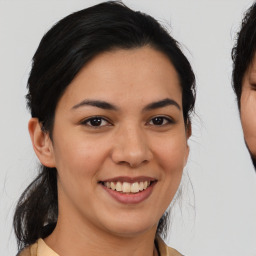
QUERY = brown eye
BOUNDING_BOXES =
[89,118,103,126]
[152,117,164,125]
[148,116,173,126]
[81,117,110,127]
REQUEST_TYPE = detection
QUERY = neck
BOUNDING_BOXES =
[45,213,158,256]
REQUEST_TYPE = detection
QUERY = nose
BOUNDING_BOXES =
[111,125,152,168]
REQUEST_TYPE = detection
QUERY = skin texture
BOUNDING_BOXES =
[29,46,190,256]
[241,55,256,160]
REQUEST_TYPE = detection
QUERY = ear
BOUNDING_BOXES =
[186,120,192,139]
[184,120,192,165]
[28,118,56,168]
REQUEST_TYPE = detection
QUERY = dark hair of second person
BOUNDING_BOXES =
[232,2,256,168]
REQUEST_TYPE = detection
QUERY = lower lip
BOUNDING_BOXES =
[101,183,156,204]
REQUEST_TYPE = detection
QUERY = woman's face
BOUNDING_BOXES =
[48,46,190,237]
[241,54,256,160]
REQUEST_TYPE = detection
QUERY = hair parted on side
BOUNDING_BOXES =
[14,1,196,250]
[232,2,256,107]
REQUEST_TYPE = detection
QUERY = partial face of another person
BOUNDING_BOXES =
[40,46,190,237]
[241,54,256,160]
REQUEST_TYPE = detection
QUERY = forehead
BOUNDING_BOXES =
[59,46,182,108]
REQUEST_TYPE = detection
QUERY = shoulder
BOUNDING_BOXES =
[166,246,184,256]
[17,238,60,256]
[16,242,38,256]
[156,236,184,256]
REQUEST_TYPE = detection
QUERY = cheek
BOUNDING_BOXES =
[53,135,109,183]
[153,133,188,211]
[154,132,188,175]
[53,137,110,210]
[241,93,256,156]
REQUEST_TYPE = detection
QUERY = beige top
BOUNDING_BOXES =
[18,236,183,256]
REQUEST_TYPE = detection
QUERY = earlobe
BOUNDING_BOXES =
[184,121,191,165]
[186,121,192,139]
[28,118,56,168]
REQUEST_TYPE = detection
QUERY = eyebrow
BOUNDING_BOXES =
[72,100,119,111]
[71,98,181,111]
[143,98,181,111]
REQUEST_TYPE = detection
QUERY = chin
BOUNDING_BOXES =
[103,217,158,237]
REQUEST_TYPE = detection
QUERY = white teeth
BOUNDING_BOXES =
[103,180,152,193]
[139,181,144,191]
[131,182,139,193]
[116,181,122,192]
[123,182,131,193]
[110,182,116,190]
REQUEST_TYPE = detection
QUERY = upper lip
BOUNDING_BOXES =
[100,176,157,183]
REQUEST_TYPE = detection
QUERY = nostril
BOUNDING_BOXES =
[116,160,142,168]
[111,136,152,167]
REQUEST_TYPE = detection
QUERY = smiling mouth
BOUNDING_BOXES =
[100,180,155,194]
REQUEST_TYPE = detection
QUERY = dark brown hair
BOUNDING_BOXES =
[232,2,256,107]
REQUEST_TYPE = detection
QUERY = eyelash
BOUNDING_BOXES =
[80,115,174,128]
[80,116,112,128]
[147,116,174,126]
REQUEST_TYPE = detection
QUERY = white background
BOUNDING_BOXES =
[1,0,256,255]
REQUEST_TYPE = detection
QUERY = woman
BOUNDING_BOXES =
[14,2,195,256]
[232,2,256,170]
